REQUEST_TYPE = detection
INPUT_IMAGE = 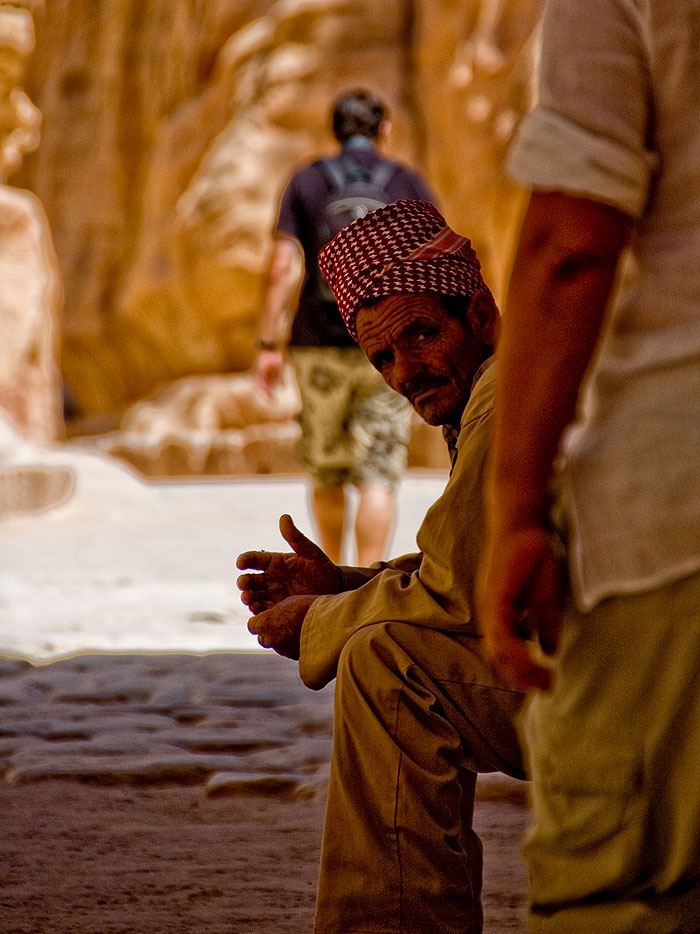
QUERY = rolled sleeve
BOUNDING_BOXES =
[507,108,656,219]
[508,0,658,218]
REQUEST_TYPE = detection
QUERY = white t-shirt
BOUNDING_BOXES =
[507,0,700,610]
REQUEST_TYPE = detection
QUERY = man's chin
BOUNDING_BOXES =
[410,390,466,426]
[412,401,452,427]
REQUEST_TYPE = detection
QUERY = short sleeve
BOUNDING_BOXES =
[275,175,302,239]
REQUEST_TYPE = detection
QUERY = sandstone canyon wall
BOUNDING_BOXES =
[16,0,540,430]
[0,0,63,443]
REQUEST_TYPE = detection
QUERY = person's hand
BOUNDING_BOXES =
[478,523,564,691]
[236,514,343,615]
[255,349,285,397]
[247,594,316,660]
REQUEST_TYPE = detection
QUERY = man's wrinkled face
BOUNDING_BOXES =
[355,293,489,426]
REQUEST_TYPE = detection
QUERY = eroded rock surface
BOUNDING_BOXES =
[78,366,450,476]
[0,2,63,443]
[17,0,541,424]
[78,368,302,476]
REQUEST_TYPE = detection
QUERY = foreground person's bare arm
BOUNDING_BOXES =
[480,191,632,691]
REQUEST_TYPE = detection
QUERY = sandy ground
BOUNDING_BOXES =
[0,450,529,932]
[1,456,446,660]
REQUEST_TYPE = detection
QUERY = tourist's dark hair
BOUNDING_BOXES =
[332,89,387,142]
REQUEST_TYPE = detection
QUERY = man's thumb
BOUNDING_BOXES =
[279,514,325,559]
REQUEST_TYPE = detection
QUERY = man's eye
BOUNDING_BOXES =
[415,328,437,342]
[373,352,393,370]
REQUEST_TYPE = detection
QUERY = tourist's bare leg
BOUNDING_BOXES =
[311,484,346,564]
[355,485,396,565]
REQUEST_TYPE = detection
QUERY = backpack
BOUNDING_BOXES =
[313,153,399,302]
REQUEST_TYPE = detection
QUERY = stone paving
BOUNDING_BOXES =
[0,653,334,795]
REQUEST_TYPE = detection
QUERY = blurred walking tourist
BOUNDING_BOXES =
[254,89,436,564]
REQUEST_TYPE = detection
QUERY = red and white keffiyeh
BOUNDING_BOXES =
[318,199,491,341]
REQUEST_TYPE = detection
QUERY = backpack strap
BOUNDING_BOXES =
[320,154,399,192]
[337,152,375,183]
[368,160,398,190]
[320,155,366,190]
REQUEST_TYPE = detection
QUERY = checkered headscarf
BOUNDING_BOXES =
[318,199,491,342]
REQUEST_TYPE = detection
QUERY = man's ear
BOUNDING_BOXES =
[466,291,501,347]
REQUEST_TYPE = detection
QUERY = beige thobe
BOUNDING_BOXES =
[300,358,525,934]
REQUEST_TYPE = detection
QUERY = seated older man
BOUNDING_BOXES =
[237,199,525,934]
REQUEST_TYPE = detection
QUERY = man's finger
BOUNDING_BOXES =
[236,551,273,572]
[502,651,552,692]
[521,543,564,658]
[239,589,273,613]
[236,572,267,592]
[237,572,289,596]
[247,608,273,637]
[238,588,254,607]
[279,514,326,560]
[538,611,561,657]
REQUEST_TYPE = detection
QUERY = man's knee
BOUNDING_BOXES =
[334,621,454,717]
[338,621,400,672]
[335,622,408,705]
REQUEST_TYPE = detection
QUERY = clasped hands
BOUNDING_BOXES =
[236,514,343,660]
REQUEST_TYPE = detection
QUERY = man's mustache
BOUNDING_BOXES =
[403,374,448,403]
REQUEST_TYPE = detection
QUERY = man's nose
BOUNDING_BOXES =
[394,352,420,389]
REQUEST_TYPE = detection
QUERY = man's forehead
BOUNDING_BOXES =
[356,292,448,339]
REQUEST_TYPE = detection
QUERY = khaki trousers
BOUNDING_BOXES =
[313,621,525,933]
[523,570,700,934]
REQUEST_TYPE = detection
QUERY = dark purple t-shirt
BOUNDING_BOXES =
[276,139,437,347]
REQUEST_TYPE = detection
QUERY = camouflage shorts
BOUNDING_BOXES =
[289,346,411,489]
